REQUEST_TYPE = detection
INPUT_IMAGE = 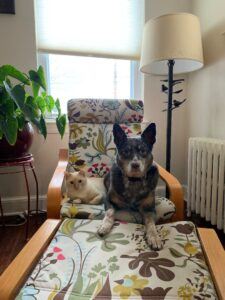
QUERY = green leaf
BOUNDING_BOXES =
[4,82,25,110]
[1,98,14,116]
[29,69,46,91]
[169,248,184,258]
[45,95,55,112]
[16,113,26,130]
[56,114,66,138]
[25,96,39,118]
[55,98,61,115]
[0,65,29,84]
[0,117,18,145]
[39,114,47,139]
[37,65,47,91]
[31,81,40,98]
[36,96,46,114]
[0,128,3,139]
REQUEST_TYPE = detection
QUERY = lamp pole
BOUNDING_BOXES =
[166,59,175,172]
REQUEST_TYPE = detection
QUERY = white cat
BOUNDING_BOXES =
[62,170,106,205]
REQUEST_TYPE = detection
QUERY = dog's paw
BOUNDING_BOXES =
[97,224,110,237]
[146,234,163,250]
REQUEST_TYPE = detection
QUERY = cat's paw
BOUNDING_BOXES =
[146,233,162,250]
[73,199,82,204]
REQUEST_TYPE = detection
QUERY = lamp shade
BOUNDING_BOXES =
[140,13,204,75]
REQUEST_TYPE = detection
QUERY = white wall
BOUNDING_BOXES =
[0,0,192,212]
[187,0,225,140]
[0,0,68,212]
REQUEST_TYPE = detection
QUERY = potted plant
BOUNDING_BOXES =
[0,64,66,159]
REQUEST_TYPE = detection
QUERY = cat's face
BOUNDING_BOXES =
[65,170,87,190]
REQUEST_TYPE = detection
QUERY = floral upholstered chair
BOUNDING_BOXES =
[60,99,176,223]
[1,100,224,300]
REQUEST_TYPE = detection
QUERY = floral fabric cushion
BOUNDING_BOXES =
[60,197,176,224]
[68,122,142,174]
[68,99,144,124]
[17,219,217,299]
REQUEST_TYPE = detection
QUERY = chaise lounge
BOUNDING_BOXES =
[0,99,224,300]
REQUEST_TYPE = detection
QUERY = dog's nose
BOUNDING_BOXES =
[131,162,140,170]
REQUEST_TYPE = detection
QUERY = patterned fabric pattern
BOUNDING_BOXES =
[60,197,176,223]
[68,122,142,175]
[17,220,217,299]
[68,99,143,124]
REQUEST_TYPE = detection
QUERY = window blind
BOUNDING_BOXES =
[35,0,144,60]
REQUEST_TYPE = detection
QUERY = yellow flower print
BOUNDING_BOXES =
[70,124,85,139]
[178,285,196,300]
[113,275,148,299]
[184,242,198,256]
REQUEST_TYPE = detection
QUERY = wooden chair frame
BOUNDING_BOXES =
[0,149,225,299]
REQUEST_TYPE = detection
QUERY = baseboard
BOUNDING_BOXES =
[1,184,187,215]
[1,195,47,215]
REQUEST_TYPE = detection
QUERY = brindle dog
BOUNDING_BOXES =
[97,123,162,250]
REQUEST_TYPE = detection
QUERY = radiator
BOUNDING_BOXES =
[187,137,225,232]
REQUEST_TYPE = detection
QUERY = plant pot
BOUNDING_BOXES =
[0,122,34,160]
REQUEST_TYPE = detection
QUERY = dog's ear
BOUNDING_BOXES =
[141,123,156,146]
[113,123,127,147]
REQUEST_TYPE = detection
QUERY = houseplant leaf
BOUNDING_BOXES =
[4,82,25,109]
[56,114,66,138]
[1,116,18,145]
[0,65,29,84]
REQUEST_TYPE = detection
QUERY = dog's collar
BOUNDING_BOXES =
[127,176,144,182]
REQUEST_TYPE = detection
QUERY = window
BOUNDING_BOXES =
[39,54,141,114]
[35,0,144,114]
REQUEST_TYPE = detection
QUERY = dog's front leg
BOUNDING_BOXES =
[140,194,162,250]
[97,207,115,237]
[143,212,162,250]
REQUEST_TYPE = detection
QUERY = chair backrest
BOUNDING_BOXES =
[67,99,144,177]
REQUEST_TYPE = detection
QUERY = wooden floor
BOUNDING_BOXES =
[0,209,224,276]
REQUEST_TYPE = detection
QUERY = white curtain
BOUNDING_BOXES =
[35,0,144,60]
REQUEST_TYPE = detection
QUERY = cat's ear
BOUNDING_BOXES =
[79,169,86,177]
[64,171,72,179]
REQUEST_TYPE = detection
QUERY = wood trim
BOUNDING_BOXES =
[47,149,68,219]
[0,219,61,300]
[198,228,225,300]
[157,163,184,221]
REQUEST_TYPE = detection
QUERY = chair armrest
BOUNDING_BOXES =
[47,149,68,219]
[157,163,184,221]
[0,219,61,300]
[198,228,225,300]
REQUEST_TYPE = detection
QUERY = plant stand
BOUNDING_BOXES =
[0,154,39,240]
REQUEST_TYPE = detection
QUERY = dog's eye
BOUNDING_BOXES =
[78,180,82,183]
[121,149,132,157]
[70,181,73,184]
[138,147,147,156]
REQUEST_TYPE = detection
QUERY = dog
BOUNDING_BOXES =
[97,122,162,250]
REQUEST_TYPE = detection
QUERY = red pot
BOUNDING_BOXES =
[0,122,34,160]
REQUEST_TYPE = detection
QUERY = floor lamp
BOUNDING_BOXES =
[140,13,204,172]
